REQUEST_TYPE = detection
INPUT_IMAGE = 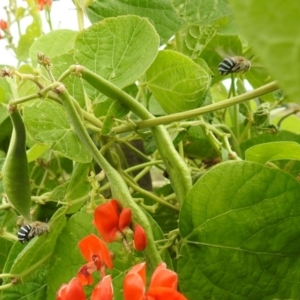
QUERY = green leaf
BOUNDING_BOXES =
[74,15,160,98]
[65,163,91,214]
[179,24,219,59]
[230,0,300,103]
[0,238,13,273]
[240,130,300,158]
[16,33,35,62]
[245,141,300,164]
[2,264,48,300]
[273,115,300,134]
[51,53,86,108]
[23,100,92,163]
[26,144,49,163]
[29,30,77,67]
[146,50,210,114]
[9,208,66,275]
[173,0,232,26]
[2,209,66,300]
[87,0,183,43]
[184,126,219,159]
[178,161,300,299]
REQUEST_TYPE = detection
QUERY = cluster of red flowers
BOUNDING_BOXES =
[0,19,7,39]
[56,199,186,299]
[56,199,149,300]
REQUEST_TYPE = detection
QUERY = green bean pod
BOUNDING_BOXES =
[2,106,31,221]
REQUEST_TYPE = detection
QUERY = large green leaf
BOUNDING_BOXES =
[29,30,77,66]
[179,24,219,59]
[23,100,92,163]
[146,50,210,114]
[230,1,300,102]
[178,161,300,299]
[86,0,183,43]
[240,130,300,158]
[75,15,160,99]
[245,141,300,164]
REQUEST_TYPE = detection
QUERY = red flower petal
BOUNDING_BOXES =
[0,20,7,30]
[91,275,113,300]
[123,262,146,300]
[146,287,187,300]
[78,234,113,271]
[118,208,132,231]
[149,263,178,290]
[56,277,86,300]
[77,261,97,285]
[94,200,121,242]
[37,0,52,10]
[129,262,147,285]
[123,273,145,300]
[133,224,147,251]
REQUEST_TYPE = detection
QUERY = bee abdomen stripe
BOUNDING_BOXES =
[220,58,235,67]
[18,232,28,236]
[21,225,31,232]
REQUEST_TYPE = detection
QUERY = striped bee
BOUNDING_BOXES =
[18,221,50,244]
[218,56,252,75]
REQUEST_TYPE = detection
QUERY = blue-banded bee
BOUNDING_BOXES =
[18,221,50,244]
[218,56,253,75]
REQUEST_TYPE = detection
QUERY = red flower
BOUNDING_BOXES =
[133,224,147,251]
[37,0,52,10]
[77,261,97,285]
[78,234,113,279]
[94,200,132,243]
[123,263,187,300]
[91,275,113,300]
[0,20,7,30]
[56,277,86,300]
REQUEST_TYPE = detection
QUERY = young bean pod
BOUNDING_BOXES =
[2,105,31,221]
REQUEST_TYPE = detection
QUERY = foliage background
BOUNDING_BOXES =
[1,0,300,299]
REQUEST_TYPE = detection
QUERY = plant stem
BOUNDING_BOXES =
[114,81,279,131]
[122,174,179,211]
[56,84,162,268]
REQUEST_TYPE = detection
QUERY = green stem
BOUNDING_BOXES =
[122,173,179,211]
[229,74,240,139]
[0,283,13,290]
[125,160,163,173]
[73,65,192,206]
[74,1,85,31]
[113,81,279,132]
[56,84,162,268]
[0,231,18,242]
[0,273,18,279]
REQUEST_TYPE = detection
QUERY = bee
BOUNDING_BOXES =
[18,221,50,244]
[218,56,253,75]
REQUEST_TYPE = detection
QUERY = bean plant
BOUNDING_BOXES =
[0,0,300,299]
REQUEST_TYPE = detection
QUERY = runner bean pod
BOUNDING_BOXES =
[2,106,31,221]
